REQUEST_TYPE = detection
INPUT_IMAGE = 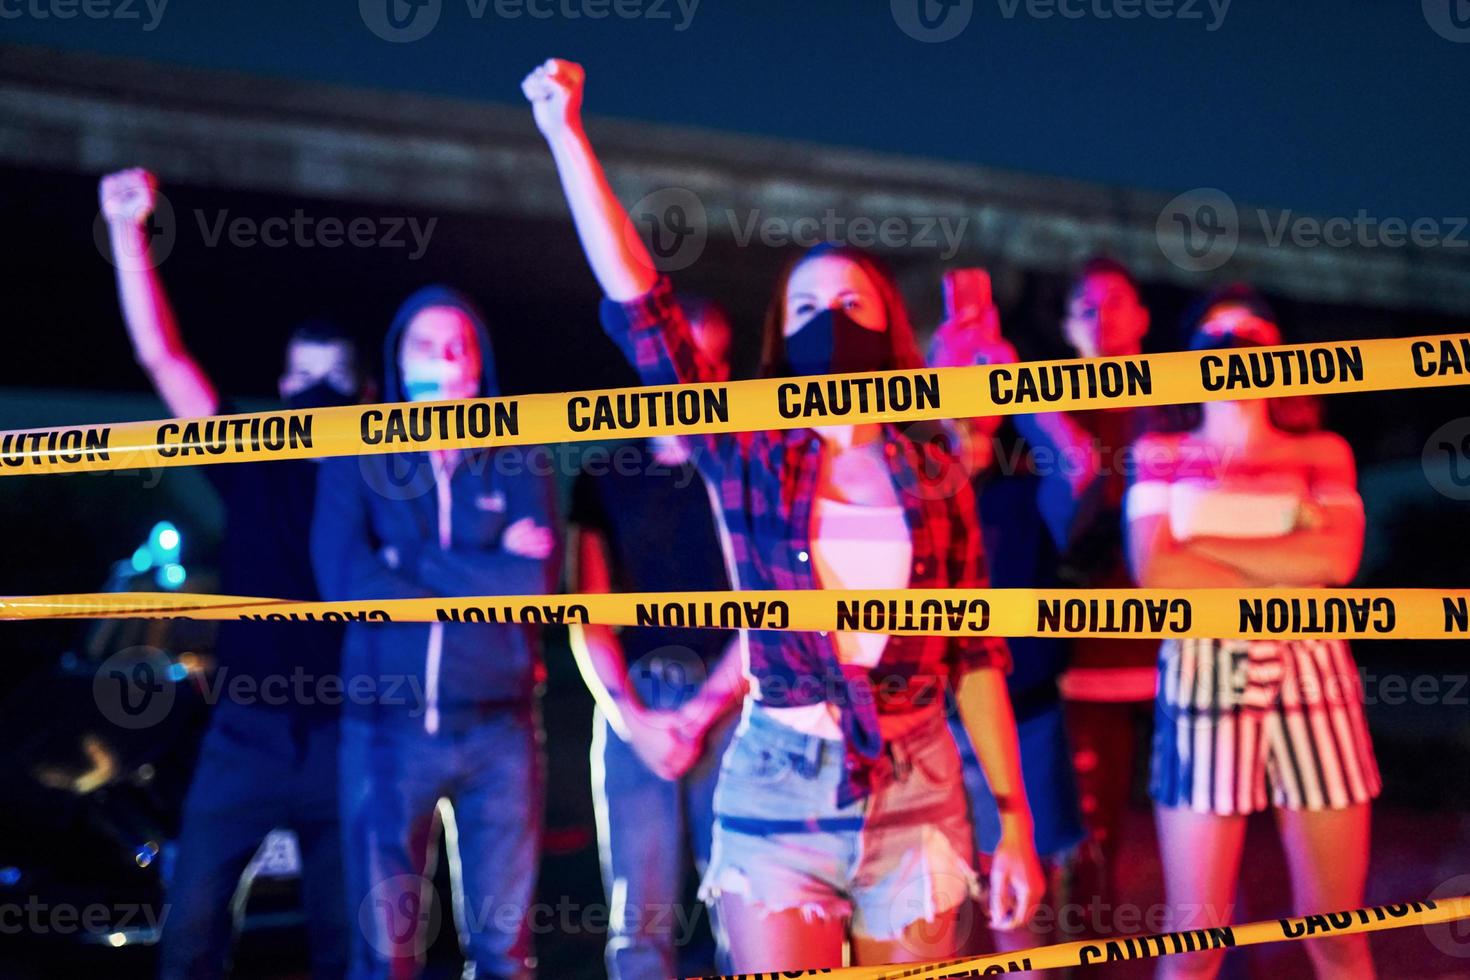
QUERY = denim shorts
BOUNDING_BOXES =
[699,702,978,941]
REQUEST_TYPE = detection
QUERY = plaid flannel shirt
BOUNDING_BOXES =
[600,279,1010,801]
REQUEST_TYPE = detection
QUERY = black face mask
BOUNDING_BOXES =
[1187,330,1262,354]
[782,308,891,376]
[287,381,357,411]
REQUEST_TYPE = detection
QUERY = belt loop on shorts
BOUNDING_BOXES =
[791,734,823,779]
[887,737,913,783]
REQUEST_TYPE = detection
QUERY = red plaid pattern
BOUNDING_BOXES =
[599,280,1009,799]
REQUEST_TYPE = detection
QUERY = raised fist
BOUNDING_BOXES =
[521,58,585,139]
[99,168,159,227]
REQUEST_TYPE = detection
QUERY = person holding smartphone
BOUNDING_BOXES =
[929,270,1090,959]
[522,58,1043,971]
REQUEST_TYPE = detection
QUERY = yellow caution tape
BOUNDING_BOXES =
[2,334,1468,475]
[683,895,1470,978]
[5,588,1470,639]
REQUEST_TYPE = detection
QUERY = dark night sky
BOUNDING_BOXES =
[5,0,1468,219]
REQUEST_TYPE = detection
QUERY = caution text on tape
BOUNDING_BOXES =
[2,334,1468,475]
[5,588,1470,639]
[684,895,1470,978]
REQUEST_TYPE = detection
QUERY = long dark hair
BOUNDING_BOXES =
[758,243,925,378]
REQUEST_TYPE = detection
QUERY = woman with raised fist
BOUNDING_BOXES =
[523,57,1044,973]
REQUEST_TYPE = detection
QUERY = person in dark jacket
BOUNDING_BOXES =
[312,286,560,980]
[101,167,357,980]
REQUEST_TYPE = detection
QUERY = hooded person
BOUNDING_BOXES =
[311,285,560,980]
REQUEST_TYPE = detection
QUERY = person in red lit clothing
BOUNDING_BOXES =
[1128,285,1378,979]
[1049,258,1158,908]
[522,57,1042,971]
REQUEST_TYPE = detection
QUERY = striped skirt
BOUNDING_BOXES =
[1150,638,1381,816]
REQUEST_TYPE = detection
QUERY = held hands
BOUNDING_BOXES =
[521,58,585,140]
[503,517,555,560]
[99,168,159,227]
[620,703,702,781]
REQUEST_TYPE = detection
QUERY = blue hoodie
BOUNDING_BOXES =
[311,286,561,732]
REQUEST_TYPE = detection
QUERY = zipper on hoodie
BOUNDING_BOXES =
[424,450,458,734]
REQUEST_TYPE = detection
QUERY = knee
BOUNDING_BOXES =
[1159,948,1228,980]
[1305,932,1373,974]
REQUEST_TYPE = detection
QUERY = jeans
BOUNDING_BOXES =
[590,702,735,980]
[340,708,543,980]
[700,703,977,942]
[159,702,347,980]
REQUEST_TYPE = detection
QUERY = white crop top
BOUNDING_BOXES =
[763,497,912,740]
